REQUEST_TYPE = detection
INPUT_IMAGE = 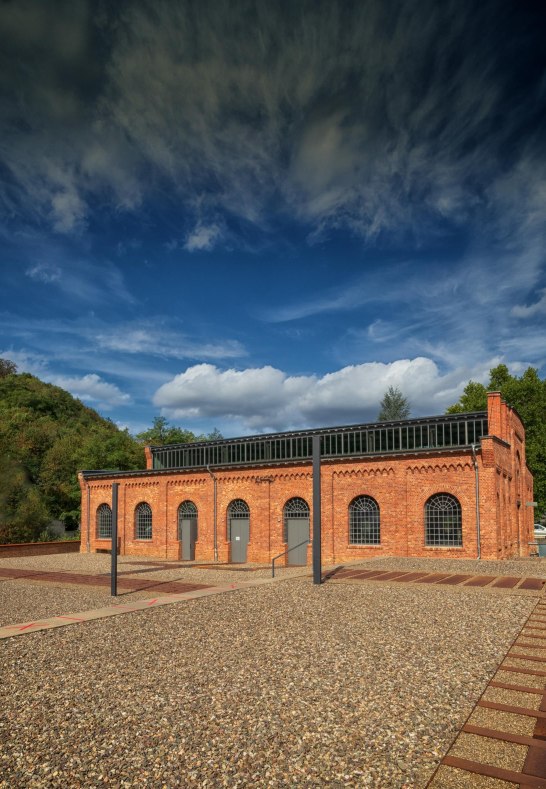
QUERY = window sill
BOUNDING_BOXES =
[346,544,383,549]
[423,545,464,551]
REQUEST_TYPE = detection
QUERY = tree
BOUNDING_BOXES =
[0,358,17,378]
[0,370,145,543]
[378,386,411,421]
[135,417,200,446]
[135,417,223,446]
[446,381,487,413]
[447,364,546,518]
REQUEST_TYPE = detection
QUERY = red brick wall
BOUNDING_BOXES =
[0,541,81,558]
[79,399,533,564]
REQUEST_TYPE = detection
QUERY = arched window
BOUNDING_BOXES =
[283,497,310,542]
[349,496,380,545]
[135,502,152,540]
[178,500,198,541]
[96,503,112,540]
[425,493,462,546]
[227,499,249,541]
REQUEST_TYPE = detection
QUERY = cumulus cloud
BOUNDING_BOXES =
[51,373,131,409]
[153,358,486,432]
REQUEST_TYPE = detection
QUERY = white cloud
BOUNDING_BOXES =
[51,373,131,409]
[1,0,544,262]
[184,223,223,252]
[95,325,246,360]
[0,348,50,377]
[24,255,135,306]
[512,289,546,319]
[153,358,489,432]
[26,262,62,283]
[50,185,87,233]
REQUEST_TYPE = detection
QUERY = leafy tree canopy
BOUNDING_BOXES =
[135,416,222,446]
[0,357,17,378]
[0,366,145,542]
[378,386,411,421]
[0,364,224,543]
[447,364,546,520]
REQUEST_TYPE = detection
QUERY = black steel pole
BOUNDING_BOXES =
[312,435,322,585]
[111,482,119,597]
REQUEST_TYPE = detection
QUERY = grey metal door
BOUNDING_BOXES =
[287,518,309,565]
[230,518,249,563]
[180,518,197,561]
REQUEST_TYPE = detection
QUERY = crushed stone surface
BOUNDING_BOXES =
[0,570,537,788]
[347,555,546,578]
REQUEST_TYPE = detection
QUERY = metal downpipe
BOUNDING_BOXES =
[471,444,481,560]
[206,466,218,562]
[86,485,90,553]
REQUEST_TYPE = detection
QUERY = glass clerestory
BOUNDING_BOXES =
[150,413,488,471]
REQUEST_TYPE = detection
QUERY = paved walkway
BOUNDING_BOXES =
[0,575,283,640]
[427,597,546,787]
[0,565,212,594]
[326,566,546,592]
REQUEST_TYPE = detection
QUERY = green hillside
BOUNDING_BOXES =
[0,366,145,543]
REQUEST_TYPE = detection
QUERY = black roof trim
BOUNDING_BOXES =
[147,411,488,452]
[81,445,479,481]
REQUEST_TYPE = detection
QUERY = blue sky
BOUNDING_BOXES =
[1,0,545,437]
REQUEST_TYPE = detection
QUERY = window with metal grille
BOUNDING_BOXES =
[349,496,380,544]
[283,497,310,542]
[425,493,462,547]
[135,502,152,540]
[227,499,249,541]
[96,503,112,539]
[178,500,198,541]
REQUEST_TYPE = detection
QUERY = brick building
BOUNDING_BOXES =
[79,392,534,564]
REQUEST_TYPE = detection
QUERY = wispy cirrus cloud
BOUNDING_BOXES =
[512,289,546,319]
[1,0,544,255]
[0,312,244,368]
[95,323,246,361]
[26,262,62,284]
[24,257,136,306]
[184,222,224,252]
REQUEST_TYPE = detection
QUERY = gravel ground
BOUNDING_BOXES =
[344,555,546,578]
[0,552,310,584]
[0,576,537,788]
[1,552,544,629]
[0,581,163,628]
[0,554,309,627]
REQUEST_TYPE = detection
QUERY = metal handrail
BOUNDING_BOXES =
[272,540,309,577]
